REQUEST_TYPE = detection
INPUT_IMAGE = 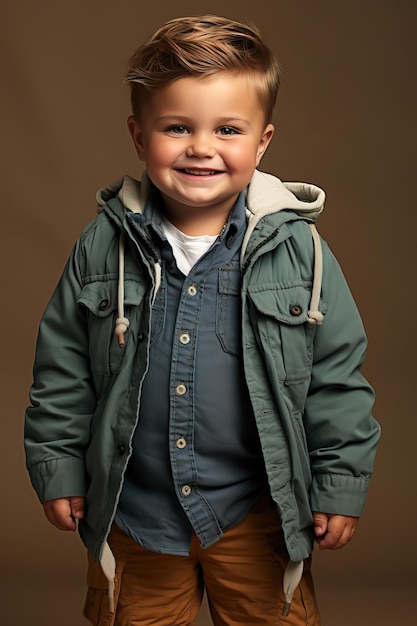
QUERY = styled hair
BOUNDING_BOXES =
[126,15,282,123]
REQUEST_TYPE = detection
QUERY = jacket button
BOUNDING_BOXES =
[289,304,302,316]
[116,444,125,455]
[99,299,109,310]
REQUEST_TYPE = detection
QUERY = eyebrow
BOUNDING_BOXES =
[220,117,251,125]
[156,115,252,125]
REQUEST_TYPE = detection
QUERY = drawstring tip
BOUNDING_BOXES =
[116,332,126,348]
[282,559,304,618]
[108,580,115,613]
[100,541,116,614]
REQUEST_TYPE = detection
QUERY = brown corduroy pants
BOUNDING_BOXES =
[83,496,320,625]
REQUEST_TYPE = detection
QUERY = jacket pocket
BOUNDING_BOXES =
[77,277,146,394]
[292,409,312,485]
[83,553,113,626]
[247,281,316,384]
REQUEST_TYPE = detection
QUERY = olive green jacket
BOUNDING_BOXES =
[25,170,380,562]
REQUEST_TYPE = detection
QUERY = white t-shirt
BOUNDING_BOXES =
[161,216,217,275]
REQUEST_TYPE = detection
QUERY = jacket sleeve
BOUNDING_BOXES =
[24,240,96,503]
[304,240,381,517]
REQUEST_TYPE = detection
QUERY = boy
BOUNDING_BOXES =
[24,15,380,626]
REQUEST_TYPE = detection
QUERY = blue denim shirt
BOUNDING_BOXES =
[115,191,268,555]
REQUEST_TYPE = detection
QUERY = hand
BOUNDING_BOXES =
[313,512,358,550]
[43,496,85,531]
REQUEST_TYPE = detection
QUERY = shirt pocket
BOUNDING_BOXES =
[247,281,317,384]
[216,261,242,356]
[77,277,146,393]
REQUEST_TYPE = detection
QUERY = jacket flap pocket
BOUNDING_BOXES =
[78,278,146,317]
[247,281,312,325]
[124,279,147,305]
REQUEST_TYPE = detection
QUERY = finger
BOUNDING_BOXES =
[313,512,329,539]
[70,496,85,520]
[318,528,346,550]
[318,517,357,550]
[43,499,77,531]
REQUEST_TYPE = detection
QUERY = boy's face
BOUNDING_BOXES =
[128,72,274,226]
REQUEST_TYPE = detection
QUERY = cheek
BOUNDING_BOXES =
[226,144,259,172]
[146,139,180,167]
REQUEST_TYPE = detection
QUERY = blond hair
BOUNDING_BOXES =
[126,15,281,123]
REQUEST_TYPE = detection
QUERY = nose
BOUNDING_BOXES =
[185,133,215,158]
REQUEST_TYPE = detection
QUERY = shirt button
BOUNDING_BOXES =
[179,332,190,345]
[181,485,192,496]
[290,304,303,316]
[176,384,187,395]
[176,437,187,449]
[187,284,197,296]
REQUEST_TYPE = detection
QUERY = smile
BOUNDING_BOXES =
[181,169,219,176]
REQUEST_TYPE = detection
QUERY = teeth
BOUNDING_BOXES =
[184,169,217,176]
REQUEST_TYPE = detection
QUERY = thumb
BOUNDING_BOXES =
[70,496,85,520]
[313,512,329,538]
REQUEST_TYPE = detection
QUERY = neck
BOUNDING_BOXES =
[161,197,235,236]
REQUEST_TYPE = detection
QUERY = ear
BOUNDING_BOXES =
[127,115,146,161]
[256,123,275,166]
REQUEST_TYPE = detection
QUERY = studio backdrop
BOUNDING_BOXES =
[1,1,416,625]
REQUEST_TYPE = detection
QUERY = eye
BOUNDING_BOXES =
[218,126,239,136]
[167,125,189,134]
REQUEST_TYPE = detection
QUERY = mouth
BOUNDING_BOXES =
[178,168,221,176]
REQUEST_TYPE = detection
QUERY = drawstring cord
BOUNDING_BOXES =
[306,224,324,325]
[115,232,130,347]
[152,261,162,306]
[114,232,162,347]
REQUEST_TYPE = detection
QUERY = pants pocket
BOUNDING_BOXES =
[83,551,123,626]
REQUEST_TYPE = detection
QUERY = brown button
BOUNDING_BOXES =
[99,299,109,310]
[290,304,302,316]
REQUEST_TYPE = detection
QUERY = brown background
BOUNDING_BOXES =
[1,1,416,624]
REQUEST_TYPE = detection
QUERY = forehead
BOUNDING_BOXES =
[140,72,264,120]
